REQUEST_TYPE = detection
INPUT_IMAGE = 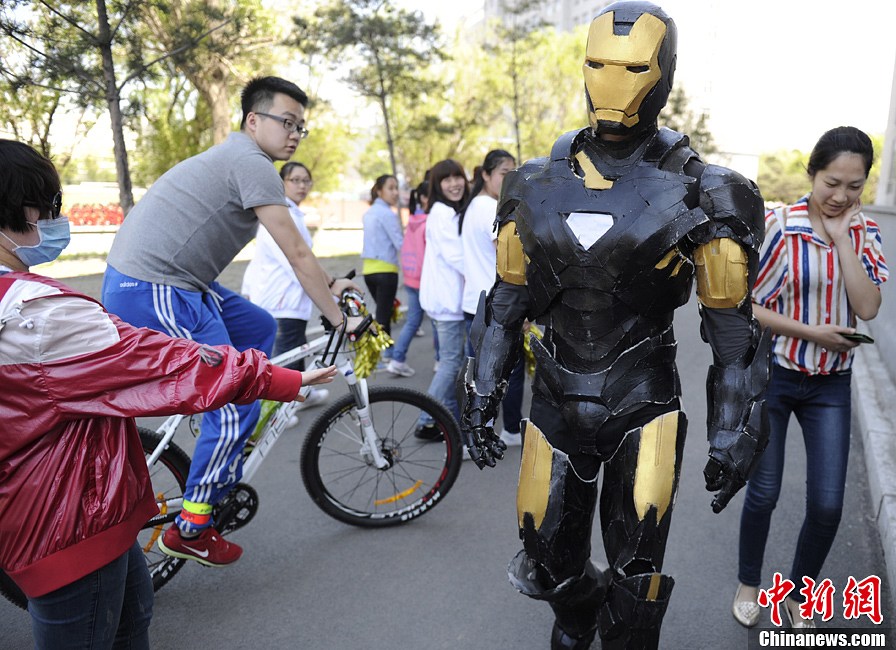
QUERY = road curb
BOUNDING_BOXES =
[853,339,896,607]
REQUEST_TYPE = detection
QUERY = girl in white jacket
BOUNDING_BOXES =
[417,159,470,437]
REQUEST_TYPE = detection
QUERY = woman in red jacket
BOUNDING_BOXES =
[0,139,336,649]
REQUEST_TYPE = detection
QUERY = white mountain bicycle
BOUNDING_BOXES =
[0,289,462,609]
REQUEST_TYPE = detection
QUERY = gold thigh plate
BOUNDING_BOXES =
[517,420,554,530]
[497,221,527,286]
[694,238,748,309]
[632,411,680,522]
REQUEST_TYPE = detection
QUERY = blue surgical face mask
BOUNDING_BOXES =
[1,217,71,267]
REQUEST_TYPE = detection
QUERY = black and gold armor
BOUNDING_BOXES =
[461,3,770,648]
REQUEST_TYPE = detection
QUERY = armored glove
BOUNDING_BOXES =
[703,327,771,513]
[461,360,507,469]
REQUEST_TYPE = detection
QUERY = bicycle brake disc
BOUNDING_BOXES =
[214,483,259,535]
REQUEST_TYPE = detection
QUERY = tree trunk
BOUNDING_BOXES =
[191,66,231,144]
[380,95,398,180]
[373,56,398,179]
[510,42,522,163]
[95,0,134,214]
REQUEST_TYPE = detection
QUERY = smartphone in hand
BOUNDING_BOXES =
[841,332,875,344]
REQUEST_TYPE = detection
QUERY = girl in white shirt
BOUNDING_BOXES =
[459,149,525,447]
[242,162,328,410]
[417,159,470,437]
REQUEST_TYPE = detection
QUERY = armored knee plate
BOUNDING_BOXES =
[514,420,599,587]
[602,411,687,577]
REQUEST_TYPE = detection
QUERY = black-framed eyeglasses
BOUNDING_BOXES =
[254,112,310,139]
[24,191,63,219]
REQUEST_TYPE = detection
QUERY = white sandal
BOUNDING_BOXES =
[732,583,761,628]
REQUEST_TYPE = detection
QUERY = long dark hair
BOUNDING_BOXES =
[458,149,514,234]
[408,180,430,214]
[426,159,468,213]
[807,126,874,179]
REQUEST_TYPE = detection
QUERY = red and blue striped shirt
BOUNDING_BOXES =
[753,196,888,375]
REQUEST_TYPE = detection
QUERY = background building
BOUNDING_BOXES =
[483,0,611,32]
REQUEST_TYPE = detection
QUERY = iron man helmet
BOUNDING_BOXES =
[583,1,677,136]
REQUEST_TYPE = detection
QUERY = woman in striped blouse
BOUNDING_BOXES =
[732,127,888,629]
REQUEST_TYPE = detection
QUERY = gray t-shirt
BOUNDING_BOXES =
[107,132,288,291]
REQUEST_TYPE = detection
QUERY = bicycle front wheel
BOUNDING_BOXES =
[301,386,462,527]
[138,427,190,591]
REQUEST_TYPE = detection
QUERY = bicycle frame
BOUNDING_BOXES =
[143,323,390,516]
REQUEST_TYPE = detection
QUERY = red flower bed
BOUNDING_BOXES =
[67,203,124,227]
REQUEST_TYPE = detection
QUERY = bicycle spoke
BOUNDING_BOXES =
[302,387,462,526]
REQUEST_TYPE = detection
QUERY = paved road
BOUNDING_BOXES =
[1,257,890,649]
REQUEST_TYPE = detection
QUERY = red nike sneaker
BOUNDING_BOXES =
[158,525,242,567]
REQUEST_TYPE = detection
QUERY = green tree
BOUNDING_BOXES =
[141,0,279,145]
[292,107,355,194]
[0,1,147,211]
[0,64,95,178]
[131,68,214,186]
[291,0,445,179]
[484,0,550,163]
[1,0,243,213]
[757,135,882,206]
[757,149,810,204]
[659,85,716,156]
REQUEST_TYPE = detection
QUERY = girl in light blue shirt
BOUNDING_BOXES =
[362,174,403,339]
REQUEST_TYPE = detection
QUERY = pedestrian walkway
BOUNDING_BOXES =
[1,251,892,649]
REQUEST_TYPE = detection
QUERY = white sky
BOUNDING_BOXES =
[404,0,896,156]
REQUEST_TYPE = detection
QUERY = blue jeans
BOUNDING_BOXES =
[273,317,308,370]
[738,365,852,588]
[421,319,465,424]
[391,286,423,364]
[464,313,524,434]
[29,542,153,649]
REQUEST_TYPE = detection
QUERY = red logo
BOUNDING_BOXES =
[757,572,884,626]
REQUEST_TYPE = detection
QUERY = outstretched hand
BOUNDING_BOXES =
[298,365,338,399]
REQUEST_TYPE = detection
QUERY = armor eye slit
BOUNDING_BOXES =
[585,60,604,69]
[626,65,649,73]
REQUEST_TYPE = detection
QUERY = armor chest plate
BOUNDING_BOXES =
[513,159,709,320]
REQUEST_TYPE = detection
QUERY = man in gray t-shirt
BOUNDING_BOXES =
[102,76,359,567]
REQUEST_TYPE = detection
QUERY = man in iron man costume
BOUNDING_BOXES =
[461,2,771,648]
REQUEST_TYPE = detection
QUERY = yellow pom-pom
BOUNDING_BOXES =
[351,323,395,379]
[522,324,544,377]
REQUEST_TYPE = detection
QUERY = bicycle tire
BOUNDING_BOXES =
[138,427,190,592]
[301,386,462,527]
[0,427,192,611]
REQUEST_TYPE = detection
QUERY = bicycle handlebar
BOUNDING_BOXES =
[319,270,380,363]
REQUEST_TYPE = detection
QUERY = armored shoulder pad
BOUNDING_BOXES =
[497,158,546,226]
[550,128,588,161]
[698,165,765,252]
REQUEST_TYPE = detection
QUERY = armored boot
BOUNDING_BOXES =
[598,573,675,650]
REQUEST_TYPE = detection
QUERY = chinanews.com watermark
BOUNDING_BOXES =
[748,629,890,649]
[745,572,889,649]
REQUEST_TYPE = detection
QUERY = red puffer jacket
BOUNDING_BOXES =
[0,272,302,598]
